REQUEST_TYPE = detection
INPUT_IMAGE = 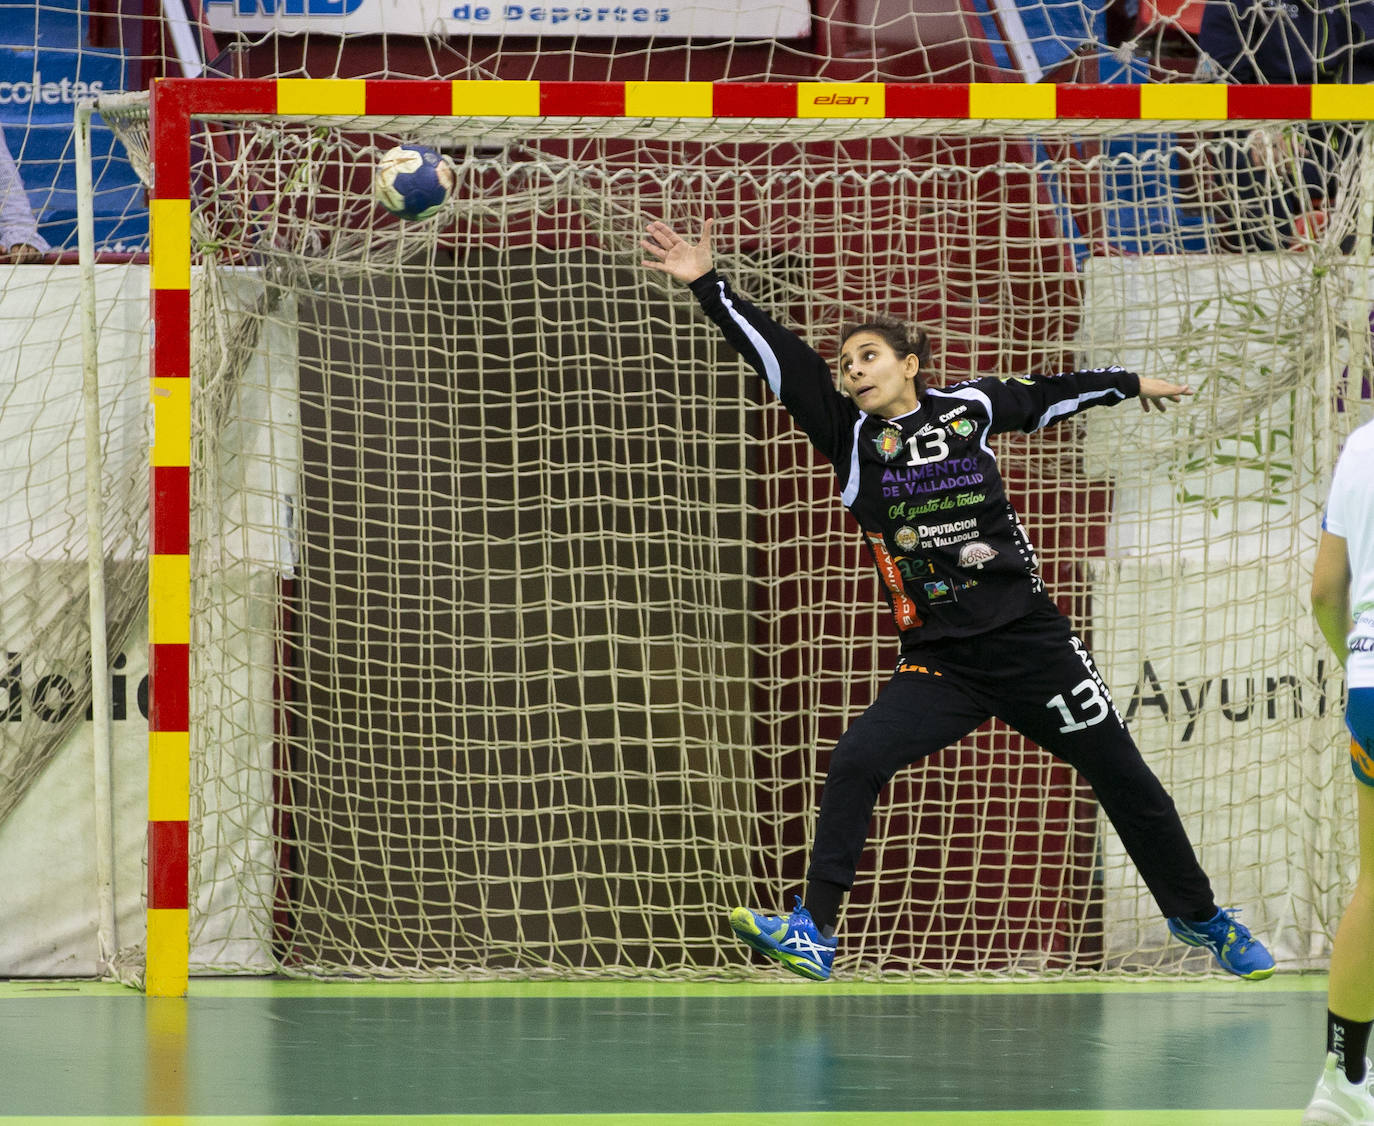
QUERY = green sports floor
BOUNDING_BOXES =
[0,976,1331,1125]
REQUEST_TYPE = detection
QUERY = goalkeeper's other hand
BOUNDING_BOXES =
[1137,377,1192,413]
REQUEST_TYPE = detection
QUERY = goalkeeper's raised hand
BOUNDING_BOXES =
[641,218,715,284]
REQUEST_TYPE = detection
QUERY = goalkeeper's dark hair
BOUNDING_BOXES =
[840,317,932,395]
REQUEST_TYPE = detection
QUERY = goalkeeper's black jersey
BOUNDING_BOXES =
[689,269,1140,642]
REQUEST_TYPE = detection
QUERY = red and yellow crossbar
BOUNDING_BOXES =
[150,77,1374,125]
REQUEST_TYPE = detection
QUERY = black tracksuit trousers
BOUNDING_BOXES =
[805,599,1216,920]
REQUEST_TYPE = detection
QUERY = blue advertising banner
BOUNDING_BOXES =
[0,3,147,254]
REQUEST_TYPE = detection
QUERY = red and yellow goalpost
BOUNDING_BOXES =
[142,77,1372,995]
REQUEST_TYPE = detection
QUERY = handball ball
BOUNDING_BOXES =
[374,144,455,221]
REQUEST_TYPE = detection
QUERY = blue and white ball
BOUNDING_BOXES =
[374,144,455,221]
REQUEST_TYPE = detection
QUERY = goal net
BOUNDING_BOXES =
[94,80,1371,985]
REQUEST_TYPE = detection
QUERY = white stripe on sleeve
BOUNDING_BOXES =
[717,280,783,397]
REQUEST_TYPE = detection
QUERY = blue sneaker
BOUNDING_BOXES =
[729,896,837,981]
[1166,907,1276,980]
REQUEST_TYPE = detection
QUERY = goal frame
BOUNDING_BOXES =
[144,75,1374,996]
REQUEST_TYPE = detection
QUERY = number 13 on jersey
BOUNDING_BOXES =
[1046,678,1112,734]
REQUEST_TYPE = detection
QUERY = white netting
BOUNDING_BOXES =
[81,94,1374,980]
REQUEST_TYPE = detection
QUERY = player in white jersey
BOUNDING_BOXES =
[1306,417,1374,1124]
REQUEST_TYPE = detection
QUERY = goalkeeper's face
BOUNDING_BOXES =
[838,331,922,419]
